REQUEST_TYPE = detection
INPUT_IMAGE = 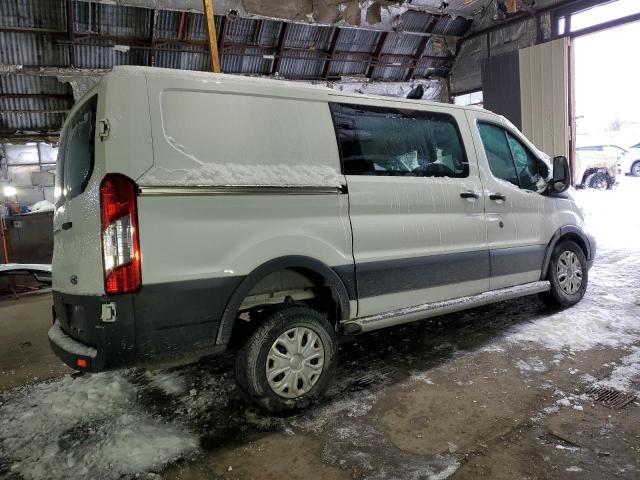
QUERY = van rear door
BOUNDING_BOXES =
[52,93,105,296]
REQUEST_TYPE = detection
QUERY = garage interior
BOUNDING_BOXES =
[1,1,640,479]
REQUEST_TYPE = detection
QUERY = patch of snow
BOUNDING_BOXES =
[506,294,640,351]
[48,321,97,358]
[555,444,580,452]
[0,373,199,480]
[515,357,547,373]
[506,182,640,352]
[480,344,505,353]
[144,370,187,396]
[455,380,473,386]
[407,372,434,385]
[591,346,640,395]
[0,263,51,273]
[293,389,379,434]
[566,466,583,472]
[138,164,344,188]
[27,200,55,213]
[322,423,460,480]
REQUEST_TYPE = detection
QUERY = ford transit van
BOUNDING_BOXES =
[50,66,595,413]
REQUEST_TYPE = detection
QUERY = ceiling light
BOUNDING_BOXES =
[3,185,17,197]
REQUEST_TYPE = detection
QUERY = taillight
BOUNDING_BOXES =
[100,174,141,294]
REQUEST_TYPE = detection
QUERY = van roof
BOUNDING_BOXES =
[109,65,470,112]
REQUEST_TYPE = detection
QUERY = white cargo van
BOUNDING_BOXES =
[50,66,595,413]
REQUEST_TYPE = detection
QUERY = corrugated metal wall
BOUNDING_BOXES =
[519,38,569,158]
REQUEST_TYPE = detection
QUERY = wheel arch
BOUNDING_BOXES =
[216,256,352,346]
[540,226,593,280]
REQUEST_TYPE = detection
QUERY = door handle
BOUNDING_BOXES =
[460,191,480,199]
[489,193,506,201]
[61,221,73,230]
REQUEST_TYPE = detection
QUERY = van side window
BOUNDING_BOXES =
[58,95,98,200]
[330,103,469,178]
[477,123,519,186]
[478,122,546,192]
[505,131,547,191]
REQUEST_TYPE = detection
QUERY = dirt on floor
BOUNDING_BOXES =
[1,291,639,480]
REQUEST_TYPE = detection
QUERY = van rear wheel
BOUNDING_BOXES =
[234,305,337,415]
[539,240,588,307]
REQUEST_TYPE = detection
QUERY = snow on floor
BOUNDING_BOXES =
[322,422,460,480]
[592,346,640,395]
[0,373,198,480]
[506,178,640,352]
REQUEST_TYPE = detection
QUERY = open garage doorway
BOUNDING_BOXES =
[571,0,640,188]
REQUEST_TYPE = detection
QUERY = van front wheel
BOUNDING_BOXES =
[540,240,588,307]
[234,305,337,415]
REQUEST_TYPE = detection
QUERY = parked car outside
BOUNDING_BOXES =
[575,145,621,189]
[620,143,640,176]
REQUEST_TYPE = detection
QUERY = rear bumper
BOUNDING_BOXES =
[49,320,100,371]
[50,287,230,372]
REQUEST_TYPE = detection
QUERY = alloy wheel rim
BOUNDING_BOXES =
[557,250,583,295]
[266,327,325,399]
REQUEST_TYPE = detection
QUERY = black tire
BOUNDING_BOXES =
[234,304,337,415]
[539,240,588,307]
[606,175,615,190]
[585,172,609,190]
[631,161,640,177]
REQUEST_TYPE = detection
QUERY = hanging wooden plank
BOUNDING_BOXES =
[202,0,221,72]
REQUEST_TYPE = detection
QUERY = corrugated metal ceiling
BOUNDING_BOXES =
[0,0,471,139]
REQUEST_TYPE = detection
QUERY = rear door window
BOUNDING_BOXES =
[58,95,97,200]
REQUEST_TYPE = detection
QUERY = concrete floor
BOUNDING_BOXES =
[1,180,639,480]
[0,294,71,391]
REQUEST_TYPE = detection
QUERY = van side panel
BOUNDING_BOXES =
[134,74,353,357]
[140,76,341,187]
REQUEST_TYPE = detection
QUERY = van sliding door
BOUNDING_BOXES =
[330,100,489,317]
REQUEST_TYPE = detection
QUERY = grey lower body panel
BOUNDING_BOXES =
[50,278,240,372]
[342,280,551,333]
[353,250,490,299]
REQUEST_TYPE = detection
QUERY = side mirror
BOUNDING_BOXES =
[550,155,570,193]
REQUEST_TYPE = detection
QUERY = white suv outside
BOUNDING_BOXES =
[620,143,640,176]
[49,67,596,413]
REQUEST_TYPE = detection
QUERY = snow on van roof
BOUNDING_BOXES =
[109,65,469,111]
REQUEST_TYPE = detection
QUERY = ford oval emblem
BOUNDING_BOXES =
[70,274,78,285]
